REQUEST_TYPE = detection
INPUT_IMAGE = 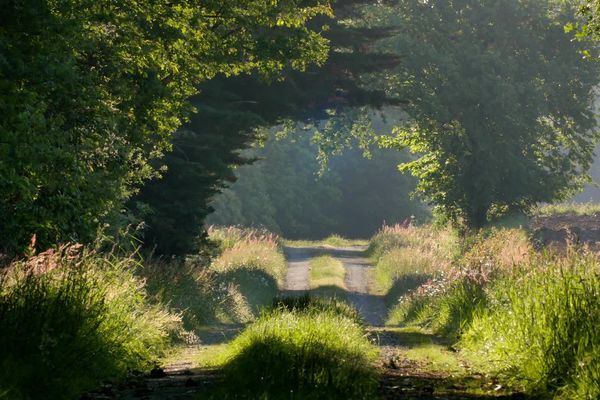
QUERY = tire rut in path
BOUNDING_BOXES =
[281,246,314,295]
[283,246,386,326]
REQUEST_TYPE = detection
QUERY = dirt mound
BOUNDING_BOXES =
[531,214,600,249]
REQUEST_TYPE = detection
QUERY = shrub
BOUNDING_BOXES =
[0,245,180,400]
[216,299,379,399]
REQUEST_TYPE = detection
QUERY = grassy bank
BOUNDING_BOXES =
[0,227,287,399]
[371,223,599,399]
[0,245,181,400]
[368,224,457,309]
[209,296,378,399]
[143,226,287,329]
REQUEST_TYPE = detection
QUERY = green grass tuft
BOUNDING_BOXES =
[272,294,363,326]
[211,298,379,399]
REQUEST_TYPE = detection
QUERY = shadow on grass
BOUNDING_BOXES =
[217,269,278,315]
[368,327,452,348]
[202,338,377,399]
[384,273,430,305]
[196,325,244,345]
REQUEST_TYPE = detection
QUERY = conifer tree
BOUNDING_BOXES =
[134,0,404,255]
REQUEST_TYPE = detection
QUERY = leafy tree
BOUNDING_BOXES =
[0,0,331,255]
[133,0,404,255]
[370,0,600,227]
[570,1,600,43]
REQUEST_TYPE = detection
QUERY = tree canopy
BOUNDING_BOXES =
[0,0,332,254]
[368,0,600,227]
[132,0,404,255]
[207,124,427,239]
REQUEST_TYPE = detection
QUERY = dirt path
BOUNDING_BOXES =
[282,246,314,294]
[331,247,386,326]
[87,244,521,399]
[283,245,386,326]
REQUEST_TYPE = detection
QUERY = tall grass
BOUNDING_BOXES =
[208,226,281,252]
[368,224,457,313]
[215,297,378,399]
[210,227,286,316]
[142,259,255,328]
[460,253,600,399]
[0,245,180,400]
[377,223,599,398]
[368,224,458,264]
[142,227,287,328]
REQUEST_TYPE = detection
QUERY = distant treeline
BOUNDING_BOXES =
[207,128,429,239]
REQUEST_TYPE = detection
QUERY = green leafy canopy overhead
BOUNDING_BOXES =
[0,0,332,254]
[369,0,600,227]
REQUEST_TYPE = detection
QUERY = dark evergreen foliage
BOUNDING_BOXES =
[134,0,404,255]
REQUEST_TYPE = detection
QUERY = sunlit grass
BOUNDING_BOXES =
[0,245,181,400]
[309,255,346,289]
[367,224,458,264]
[284,234,368,248]
[209,298,379,399]
[535,202,600,216]
[459,252,600,399]
[376,222,600,399]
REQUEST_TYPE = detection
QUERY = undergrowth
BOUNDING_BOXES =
[374,223,599,399]
[0,245,180,400]
[460,253,600,399]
